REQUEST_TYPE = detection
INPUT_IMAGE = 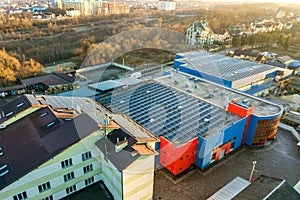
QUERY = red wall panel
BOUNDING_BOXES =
[160,136,198,176]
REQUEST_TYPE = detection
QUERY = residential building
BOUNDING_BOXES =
[158,0,176,11]
[186,22,214,47]
[50,0,62,9]
[213,29,233,44]
[0,94,157,200]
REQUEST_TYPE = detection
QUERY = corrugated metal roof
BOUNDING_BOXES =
[176,51,277,82]
[207,177,250,200]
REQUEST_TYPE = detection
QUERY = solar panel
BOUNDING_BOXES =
[101,81,229,146]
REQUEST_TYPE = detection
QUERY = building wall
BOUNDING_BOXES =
[99,153,123,200]
[159,1,176,11]
[186,24,214,47]
[245,114,281,147]
[196,117,247,169]
[122,156,155,200]
[231,69,277,89]
[177,65,232,88]
[2,130,104,200]
[160,137,198,176]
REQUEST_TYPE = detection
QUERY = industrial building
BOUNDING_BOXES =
[174,51,293,95]
[98,70,283,176]
[0,95,157,200]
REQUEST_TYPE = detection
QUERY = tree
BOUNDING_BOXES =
[20,59,45,78]
[283,37,290,50]
[0,50,21,86]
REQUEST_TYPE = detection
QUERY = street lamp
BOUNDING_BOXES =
[249,161,257,182]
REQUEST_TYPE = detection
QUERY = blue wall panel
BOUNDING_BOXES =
[196,117,247,169]
[178,66,233,88]
[174,60,186,68]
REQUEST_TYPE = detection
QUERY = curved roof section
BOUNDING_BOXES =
[157,72,282,117]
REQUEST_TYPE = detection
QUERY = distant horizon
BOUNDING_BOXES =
[191,0,299,3]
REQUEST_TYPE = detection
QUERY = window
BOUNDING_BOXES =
[83,164,93,174]
[42,195,53,200]
[64,172,75,182]
[61,158,73,168]
[38,181,51,193]
[85,176,95,186]
[82,151,92,161]
[40,112,48,117]
[66,185,77,195]
[13,192,28,200]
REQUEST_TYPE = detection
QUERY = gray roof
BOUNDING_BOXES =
[24,94,109,123]
[176,51,276,82]
[233,175,300,200]
[95,129,140,171]
[88,77,141,92]
[207,177,250,200]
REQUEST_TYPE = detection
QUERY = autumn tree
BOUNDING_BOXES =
[0,49,21,87]
[74,36,97,61]
[20,58,45,79]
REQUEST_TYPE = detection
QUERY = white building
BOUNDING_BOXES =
[0,94,157,200]
[50,0,62,9]
[159,0,176,11]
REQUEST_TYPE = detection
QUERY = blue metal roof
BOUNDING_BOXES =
[100,81,240,146]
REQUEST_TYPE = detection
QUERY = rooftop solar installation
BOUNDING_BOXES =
[24,94,109,124]
[177,51,276,82]
[99,81,241,147]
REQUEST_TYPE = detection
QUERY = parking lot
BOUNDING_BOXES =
[153,128,300,200]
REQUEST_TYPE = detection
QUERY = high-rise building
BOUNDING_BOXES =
[50,0,62,9]
[159,0,176,11]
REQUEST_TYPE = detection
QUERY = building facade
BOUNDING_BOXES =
[0,95,157,200]
[98,70,283,176]
[159,0,176,11]
[186,22,214,47]
[173,51,292,95]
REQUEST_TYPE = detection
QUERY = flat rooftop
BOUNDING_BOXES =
[157,72,282,117]
[99,81,242,147]
[176,51,277,82]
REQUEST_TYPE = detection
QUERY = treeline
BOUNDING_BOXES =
[0,49,44,87]
[0,4,299,66]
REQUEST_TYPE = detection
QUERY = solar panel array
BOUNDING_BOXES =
[100,82,227,146]
[179,51,275,81]
[26,95,107,124]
